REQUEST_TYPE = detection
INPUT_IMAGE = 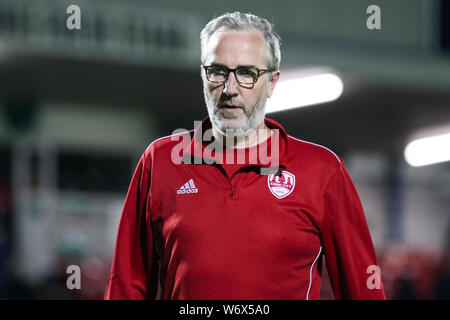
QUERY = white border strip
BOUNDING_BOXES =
[145,129,194,152]
[306,246,322,300]
[288,135,341,163]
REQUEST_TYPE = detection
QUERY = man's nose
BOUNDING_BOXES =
[223,71,240,95]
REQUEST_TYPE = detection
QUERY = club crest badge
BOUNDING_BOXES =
[267,170,295,199]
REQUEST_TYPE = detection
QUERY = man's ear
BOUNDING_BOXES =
[267,70,281,98]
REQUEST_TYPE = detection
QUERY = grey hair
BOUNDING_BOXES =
[200,12,281,71]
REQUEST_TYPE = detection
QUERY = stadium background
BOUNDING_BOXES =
[0,0,449,299]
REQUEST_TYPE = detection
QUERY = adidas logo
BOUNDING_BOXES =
[177,179,198,194]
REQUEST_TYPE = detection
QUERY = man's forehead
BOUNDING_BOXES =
[208,28,266,48]
[204,28,267,65]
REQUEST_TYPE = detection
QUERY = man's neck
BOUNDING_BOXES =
[212,122,273,149]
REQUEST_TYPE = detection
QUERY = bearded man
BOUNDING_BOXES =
[105,12,386,300]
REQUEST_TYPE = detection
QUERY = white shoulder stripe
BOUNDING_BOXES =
[145,130,193,152]
[287,135,341,163]
[306,246,323,300]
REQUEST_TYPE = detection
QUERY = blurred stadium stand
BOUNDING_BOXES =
[0,0,449,299]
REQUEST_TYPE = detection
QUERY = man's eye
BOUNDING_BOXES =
[237,68,257,77]
[210,67,227,75]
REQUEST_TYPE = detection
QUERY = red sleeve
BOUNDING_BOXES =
[320,160,386,300]
[104,152,154,299]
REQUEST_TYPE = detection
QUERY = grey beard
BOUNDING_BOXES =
[204,89,268,138]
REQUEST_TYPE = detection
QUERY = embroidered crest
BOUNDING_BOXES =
[267,170,295,199]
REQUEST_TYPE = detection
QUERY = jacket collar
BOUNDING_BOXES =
[181,115,288,174]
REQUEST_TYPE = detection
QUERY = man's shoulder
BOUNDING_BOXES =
[286,134,343,168]
[143,130,194,156]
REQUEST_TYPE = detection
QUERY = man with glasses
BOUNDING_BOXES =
[105,12,386,300]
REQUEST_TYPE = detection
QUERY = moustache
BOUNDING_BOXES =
[217,94,245,110]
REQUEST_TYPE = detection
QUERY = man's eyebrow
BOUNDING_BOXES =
[208,62,259,69]
[237,64,258,69]
[208,62,226,67]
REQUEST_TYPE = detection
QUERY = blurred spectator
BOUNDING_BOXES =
[320,244,450,300]
[377,244,449,299]
[433,249,450,299]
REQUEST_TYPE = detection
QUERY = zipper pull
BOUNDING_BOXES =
[229,186,235,198]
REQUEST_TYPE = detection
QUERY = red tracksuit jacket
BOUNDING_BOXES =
[104,116,386,300]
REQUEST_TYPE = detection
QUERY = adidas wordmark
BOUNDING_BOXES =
[177,179,198,194]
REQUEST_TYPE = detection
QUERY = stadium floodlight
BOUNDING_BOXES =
[265,73,343,114]
[404,132,450,167]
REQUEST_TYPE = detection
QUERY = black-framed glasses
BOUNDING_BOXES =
[202,65,274,89]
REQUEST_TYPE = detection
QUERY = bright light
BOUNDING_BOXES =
[404,133,450,167]
[265,73,343,114]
